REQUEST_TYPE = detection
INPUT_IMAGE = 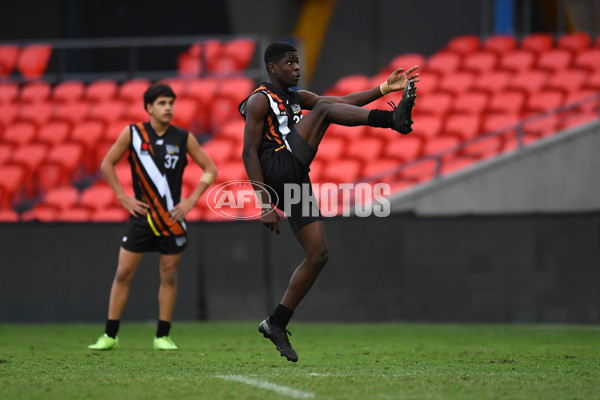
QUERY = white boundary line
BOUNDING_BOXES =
[216,374,315,399]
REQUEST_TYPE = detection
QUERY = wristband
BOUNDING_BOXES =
[379,80,391,95]
[200,171,216,185]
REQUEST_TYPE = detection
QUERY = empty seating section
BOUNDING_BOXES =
[0,38,259,222]
[2,33,600,221]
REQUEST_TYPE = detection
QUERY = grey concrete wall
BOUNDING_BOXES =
[391,121,600,215]
[2,213,599,324]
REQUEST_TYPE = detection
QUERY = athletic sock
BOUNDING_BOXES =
[367,109,394,128]
[156,320,171,338]
[105,319,120,339]
[269,304,294,328]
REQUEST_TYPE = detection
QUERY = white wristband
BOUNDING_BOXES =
[200,171,216,185]
[379,80,391,95]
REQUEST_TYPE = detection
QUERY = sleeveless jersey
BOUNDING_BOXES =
[128,122,188,236]
[239,82,303,153]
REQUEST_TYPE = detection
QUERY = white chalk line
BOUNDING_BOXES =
[216,374,315,399]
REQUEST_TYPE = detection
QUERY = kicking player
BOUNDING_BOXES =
[89,83,217,350]
[240,41,418,362]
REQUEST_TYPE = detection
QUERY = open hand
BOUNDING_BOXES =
[387,65,420,92]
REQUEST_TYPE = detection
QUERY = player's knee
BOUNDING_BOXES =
[312,99,335,117]
[309,247,329,269]
[114,266,135,283]
[161,265,178,285]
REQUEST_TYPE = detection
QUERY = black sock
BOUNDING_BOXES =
[156,320,171,338]
[368,109,394,128]
[105,319,120,339]
[269,304,293,328]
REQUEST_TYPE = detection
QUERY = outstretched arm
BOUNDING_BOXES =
[241,93,281,234]
[299,65,420,110]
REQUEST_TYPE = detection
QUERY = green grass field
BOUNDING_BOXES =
[0,322,598,399]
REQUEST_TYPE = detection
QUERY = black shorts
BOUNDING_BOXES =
[260,130,322,232]
[121,215,188,254]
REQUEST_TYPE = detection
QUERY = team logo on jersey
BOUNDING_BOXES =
[141,142,150,155]
[156,139,164,145]
[166,144,180,155]
[291,104,301,115]
[278,103,287,116]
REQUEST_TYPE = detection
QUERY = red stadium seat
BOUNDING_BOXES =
[452,92,489,115]
[520,33,554,54]
[462,51,498,74]
[177,42,203,78]
[91,206,129,222]
[220,38,256,71]
[460,135,504,160]
[411,72,438,95]
[399,158,437,183]
[426,52,462,75]
[85,80,118,103]
[17,101,54,127]
[361,158,401,182]
[326,124,367,142]
[56,207,91,222]
[215,119,244,142]
[219,76,255,105]
[19,81,51,103]
[482,113,521,136]
[16,44,52,79]
[446,35,480,55]
[52,80,85,103]
[483,35,517,54]
[0,208,19,222]
[536,49,573,73]
[314,136,345,163]
[171,98,198,131]
[557,32,591,53]
[583,69,600,91]
[159,77,185,98]
[423,135,460,156]
[3,121,37,147]
[545,69,587,94]
[9,142,48,196]
[80,184,117,211]
[123,102,148,123]
[572,49,600,71]
[88,100,126,125]
[37,143,84,191]
[506,70,549,96]
[213,160,246,183]
[0,104,19,130]
[118,79,151,103]
[564,89,599,113]
[521,115,559,141]
[183,78,219,106]
[488,92,526,115]
[498,50,536,73]
[524,90,564,114]
[42,186,80,211]
[321,159,362,184]
[21,205,58,222]
[345,136,384,164]
[443,114,482,141]
[203,39,224,72]
[383,135,423,163]
[70,120,105,172]
[412,115,443,140]
[36,121,71,146]
[53,101,90,126]
[437,72,476,95]
[201,137,234,164]
[330,74,371,97]
[387,53,426,74]
[0,144,13,165]
[413,92,452,116]
[0,82,19,104]
[0,164,25,207]
[0,44,19,77]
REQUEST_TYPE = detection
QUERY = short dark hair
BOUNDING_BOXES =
[264,41,297,69]
[143,83,176,109]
